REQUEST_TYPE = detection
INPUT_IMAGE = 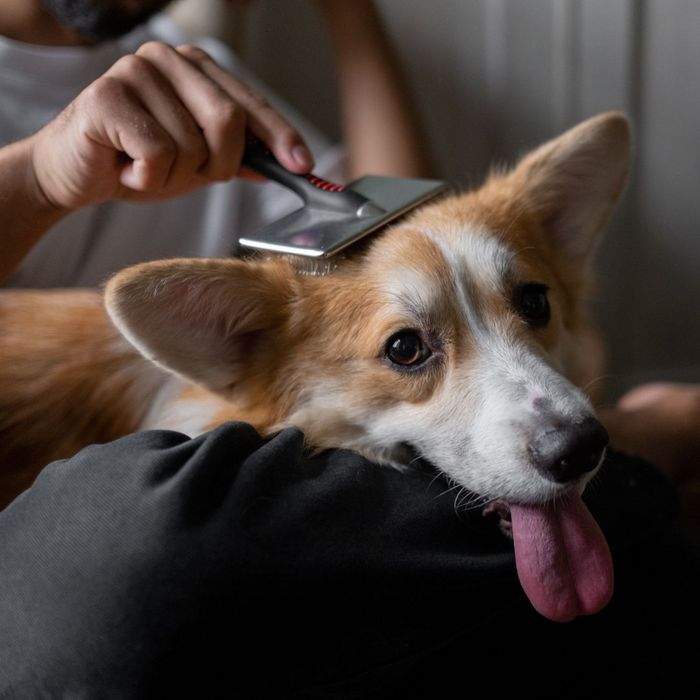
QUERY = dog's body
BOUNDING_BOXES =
[0,113,630,621]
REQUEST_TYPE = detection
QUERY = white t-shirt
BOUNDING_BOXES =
[0,14,344,288]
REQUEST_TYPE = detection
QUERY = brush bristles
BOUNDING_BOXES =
[286,255,341,277]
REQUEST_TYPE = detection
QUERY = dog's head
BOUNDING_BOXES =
[106,112,630,621]
[107,112,629,500]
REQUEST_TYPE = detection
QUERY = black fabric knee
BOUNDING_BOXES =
[0,422,697,698]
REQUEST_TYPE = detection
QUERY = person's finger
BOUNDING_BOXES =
[78,75,178,193]
[111,50,209,191]
[616,382,689,411]
[175,44,315,174]
[134,42,250,182]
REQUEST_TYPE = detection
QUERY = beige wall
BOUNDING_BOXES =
[171,0,700,397]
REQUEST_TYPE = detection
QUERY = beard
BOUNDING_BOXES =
[41,0,174,42]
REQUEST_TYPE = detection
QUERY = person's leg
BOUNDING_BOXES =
[0,423,517,696]
[1,423,698,697]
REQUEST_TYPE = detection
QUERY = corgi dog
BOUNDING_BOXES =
[0,112,630,622]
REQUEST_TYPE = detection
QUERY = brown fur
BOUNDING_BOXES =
[0,113,630,506]
[0,291,163,506]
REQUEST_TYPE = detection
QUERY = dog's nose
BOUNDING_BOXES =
[531,416,609,483]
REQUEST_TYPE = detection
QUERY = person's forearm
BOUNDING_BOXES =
[0,138,67,284]
[317,0,432,179]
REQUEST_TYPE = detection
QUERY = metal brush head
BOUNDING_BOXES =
[238,175,448,258]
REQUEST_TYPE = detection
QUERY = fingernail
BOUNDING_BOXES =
[292,144,313,171]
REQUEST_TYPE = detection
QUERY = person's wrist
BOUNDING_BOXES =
[22,135,71,217]
[0,137,70,284]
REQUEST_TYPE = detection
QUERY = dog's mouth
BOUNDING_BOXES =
[483,494,613,623]
[483,499,513,536]
[402,442,614,622]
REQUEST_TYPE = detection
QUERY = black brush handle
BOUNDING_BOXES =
[242,135,380,216]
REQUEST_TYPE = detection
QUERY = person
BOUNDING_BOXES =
[0,2,698,696]
[0,0,430,287]
[599,381,700,533]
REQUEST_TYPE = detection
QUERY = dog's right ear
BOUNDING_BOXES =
[104,257,295,393]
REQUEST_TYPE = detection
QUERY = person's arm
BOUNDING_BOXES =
[0,140,67,284]
[0,41,314,284]
[316,0,432,179]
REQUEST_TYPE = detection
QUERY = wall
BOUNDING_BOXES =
[170,0,700,397]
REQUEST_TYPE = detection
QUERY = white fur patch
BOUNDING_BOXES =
[292,222,599,505]
[142,379,222,437]
[418,224,514,334]
[381,263,441,325]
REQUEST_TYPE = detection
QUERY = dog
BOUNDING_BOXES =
[0,112,630,622]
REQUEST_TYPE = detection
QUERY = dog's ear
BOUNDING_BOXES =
[104,257,295,393]
[508,111,630,267]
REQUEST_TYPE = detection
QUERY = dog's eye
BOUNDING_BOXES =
[385,331,431,367]
[517,283,550,327]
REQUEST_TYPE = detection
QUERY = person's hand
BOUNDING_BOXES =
[599,382,700,534]
[27,41,314,211]
[599,382,700,482]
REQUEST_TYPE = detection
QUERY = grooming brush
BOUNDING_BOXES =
[238,136,448,258]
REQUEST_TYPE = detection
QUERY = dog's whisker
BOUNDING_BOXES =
[426,470,453,493]
[581,373,614,396]
[455,489,473,510]
[423,465,461,499]
[453,489,492,514]
[452,488,469,518]
[432,481,463,501]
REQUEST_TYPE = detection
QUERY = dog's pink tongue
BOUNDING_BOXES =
[510,494,613,622]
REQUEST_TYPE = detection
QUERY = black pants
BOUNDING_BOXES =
[1,422,698,698]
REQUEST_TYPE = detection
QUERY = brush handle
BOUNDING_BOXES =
[242,135,382,216]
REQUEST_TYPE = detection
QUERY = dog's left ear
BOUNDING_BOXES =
[104,257,295,393]
[509,111,630,267]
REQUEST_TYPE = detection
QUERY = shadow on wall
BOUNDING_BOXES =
[170,0,700,396]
